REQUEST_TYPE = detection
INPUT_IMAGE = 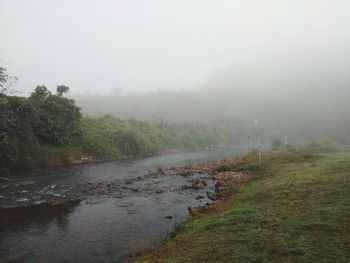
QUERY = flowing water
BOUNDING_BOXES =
[0,147,245,263]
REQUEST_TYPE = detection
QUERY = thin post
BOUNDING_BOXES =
[255,119,262,166]
[249,136,252,152]
[257,135,262,165]
[284,135,288,146]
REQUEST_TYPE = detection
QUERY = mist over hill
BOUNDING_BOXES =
[74,53,350,146]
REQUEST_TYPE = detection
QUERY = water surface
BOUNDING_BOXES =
[0,147,244,262]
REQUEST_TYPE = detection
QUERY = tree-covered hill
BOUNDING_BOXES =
[74,56,350,146]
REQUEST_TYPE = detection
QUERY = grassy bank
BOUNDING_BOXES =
[30,116,229,168]
[0,86,233,174]
[140,150,350,262]
[1,87,234,174]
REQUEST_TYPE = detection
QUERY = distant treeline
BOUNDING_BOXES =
[74,64,350,146]
[0,86,234,175]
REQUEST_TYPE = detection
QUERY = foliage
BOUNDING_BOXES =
[30,85,81,145]
[56,85,70,97]
[0,94,39,172]
[29,85,51,101]
[0,66,18,94]
[78,116,222,159]
[78,116,121,159]
[1,88,230,173]
[0,67,7,90]
[307,139,344,152]
[0,85,81,173]
[271,138,283,149]
[34,145,83,167]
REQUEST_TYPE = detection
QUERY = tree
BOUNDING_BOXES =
[271,139,283,149]
[0,67,7,89]
[29,86,81,145]
[0,95,38,172]
[0,67,18,94]
[57,85,70,97]
[30,85,51,102]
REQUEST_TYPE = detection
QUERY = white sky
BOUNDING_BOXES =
[0,0,349,95]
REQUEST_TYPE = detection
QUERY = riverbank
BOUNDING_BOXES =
[0,146,214,179]
[2,89,238,175]
[139,150,350,262]
[1,97,233,176]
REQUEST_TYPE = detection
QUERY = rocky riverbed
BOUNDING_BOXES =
[0,147,246,263]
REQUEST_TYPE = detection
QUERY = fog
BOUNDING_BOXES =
[1,0,349,94]
[1,0,350,145]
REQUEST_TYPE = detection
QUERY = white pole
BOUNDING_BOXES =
[284,135,288,146]
[255,119,262,165]
[258,135,261,165]
[249,136,252,152]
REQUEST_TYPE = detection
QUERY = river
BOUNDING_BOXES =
[0,147,245,263]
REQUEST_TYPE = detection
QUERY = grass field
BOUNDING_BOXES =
[139,150,350,263]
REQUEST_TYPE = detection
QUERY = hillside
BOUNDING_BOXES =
[74,57,350,145]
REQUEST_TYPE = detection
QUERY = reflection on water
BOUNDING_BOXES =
[0,147,244,262]
[0,200,79,233]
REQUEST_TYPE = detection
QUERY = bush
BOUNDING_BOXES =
[30,86,81,145]
[0,94,39,171]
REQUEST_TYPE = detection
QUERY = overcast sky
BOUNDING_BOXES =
[1,0,349,95]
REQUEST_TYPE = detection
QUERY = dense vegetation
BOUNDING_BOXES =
[79,116,231,160]
[0,72,234,174]
[140,150,350,262]
[0,84,82,172]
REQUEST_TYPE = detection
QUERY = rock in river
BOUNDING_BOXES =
[191,179,207,190]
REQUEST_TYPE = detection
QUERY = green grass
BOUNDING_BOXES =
[34,145,84,166]
[140,150,350,263]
